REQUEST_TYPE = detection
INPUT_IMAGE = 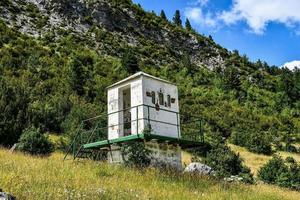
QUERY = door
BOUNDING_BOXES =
[123,88,131,136]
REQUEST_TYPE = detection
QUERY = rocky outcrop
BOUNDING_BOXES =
[0,0,226,69]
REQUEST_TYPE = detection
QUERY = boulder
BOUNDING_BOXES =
[0,190,16,200]
[184,162,214,175]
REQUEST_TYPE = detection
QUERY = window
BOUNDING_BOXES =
[151,91,155,104]
[158,92,164,105]
[167,95,171,107]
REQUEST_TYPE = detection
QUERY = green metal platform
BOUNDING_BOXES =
[83,133,203,149]
[64,104,206,161]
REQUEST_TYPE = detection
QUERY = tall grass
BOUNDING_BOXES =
[0,148,299,200]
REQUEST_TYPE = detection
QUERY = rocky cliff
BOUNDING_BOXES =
[0,0,226,69]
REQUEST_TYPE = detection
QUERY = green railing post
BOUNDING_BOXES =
[176,113,180,139]
[136,106,139,136]
[147,105,150,129]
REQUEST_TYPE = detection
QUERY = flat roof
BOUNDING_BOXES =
[107,71,174,89]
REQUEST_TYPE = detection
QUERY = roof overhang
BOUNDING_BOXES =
[106,71,175,89]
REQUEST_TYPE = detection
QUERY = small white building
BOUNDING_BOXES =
[107,72,180,140]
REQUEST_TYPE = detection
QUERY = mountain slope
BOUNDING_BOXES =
[0,0,226,69]
[0,0,299,155]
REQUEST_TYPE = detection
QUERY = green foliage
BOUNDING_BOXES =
[0,0,299,159]
[258,156,288,183]
[285,156,296,163]
[258,156,300,190]
[0,77,29,146]
[173,10,182,26]
[279,68,300,105]
[185,18,192,31]
[160,10,167,20]
[231,130,272,155]
[121,142,151,168]
[223,65,242,91]
[18,127,54,155]
[205,145,253,183]
[283,140,298,153]
[246,132,272,155]
[121,48,140,74]
[181,52,193,74]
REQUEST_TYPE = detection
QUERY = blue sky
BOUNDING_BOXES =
[132,0,300,67]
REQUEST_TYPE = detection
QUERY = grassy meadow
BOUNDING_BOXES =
[229,144,300,176]
[1,148,300,200]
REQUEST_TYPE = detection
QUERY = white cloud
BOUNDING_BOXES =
[185,7,218,28]
[185,0,300,34]
[219,0,300,34]
[281,60,300,71]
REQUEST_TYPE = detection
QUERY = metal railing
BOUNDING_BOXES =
[64,104,204,160]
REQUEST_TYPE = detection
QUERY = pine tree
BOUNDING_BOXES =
[173,10,182,27]
[122,48,140,74]
[185,18,192,31]
[182,52,193,74]
[160,10,167,20]
[69,56,86,96]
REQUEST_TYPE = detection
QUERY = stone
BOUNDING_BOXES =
[184,162,214,175]
[224,175,244,182]
[0,191,16,200]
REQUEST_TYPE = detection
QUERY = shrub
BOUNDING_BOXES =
[258,155,300,191]
[288,163,300,190]
[121,142,151,168]
[246,132,272,155]
[205,145,253,183]
[258,156,288,184]
[230,130,272,155]
[284,143,298,153]
[18,127,54,155]
[285,156,296,163]
[230,129,248,147]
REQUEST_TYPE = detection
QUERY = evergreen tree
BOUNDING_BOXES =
[122,48,140,74]
[185,18,192,31]
[173,10,182,26]
[182,52,193,74]
[69,55,86,96]
[223,66,241,91]
[160,10,167,20]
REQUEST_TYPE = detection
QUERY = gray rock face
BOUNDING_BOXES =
[0,0,226,69]
[184,162,215,175]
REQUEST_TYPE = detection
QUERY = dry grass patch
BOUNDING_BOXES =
[0,148,299,200]
[229,144,300,176]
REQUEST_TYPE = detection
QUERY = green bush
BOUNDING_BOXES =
[285,156,296,163]
[246,132,272,155]
[230,130,272,155]
[121,142,151,168]
[284,143,298,153]
[18,127,54,155]
[258,156,300,190]
[205,145,253,183]
[258,156,288,184]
